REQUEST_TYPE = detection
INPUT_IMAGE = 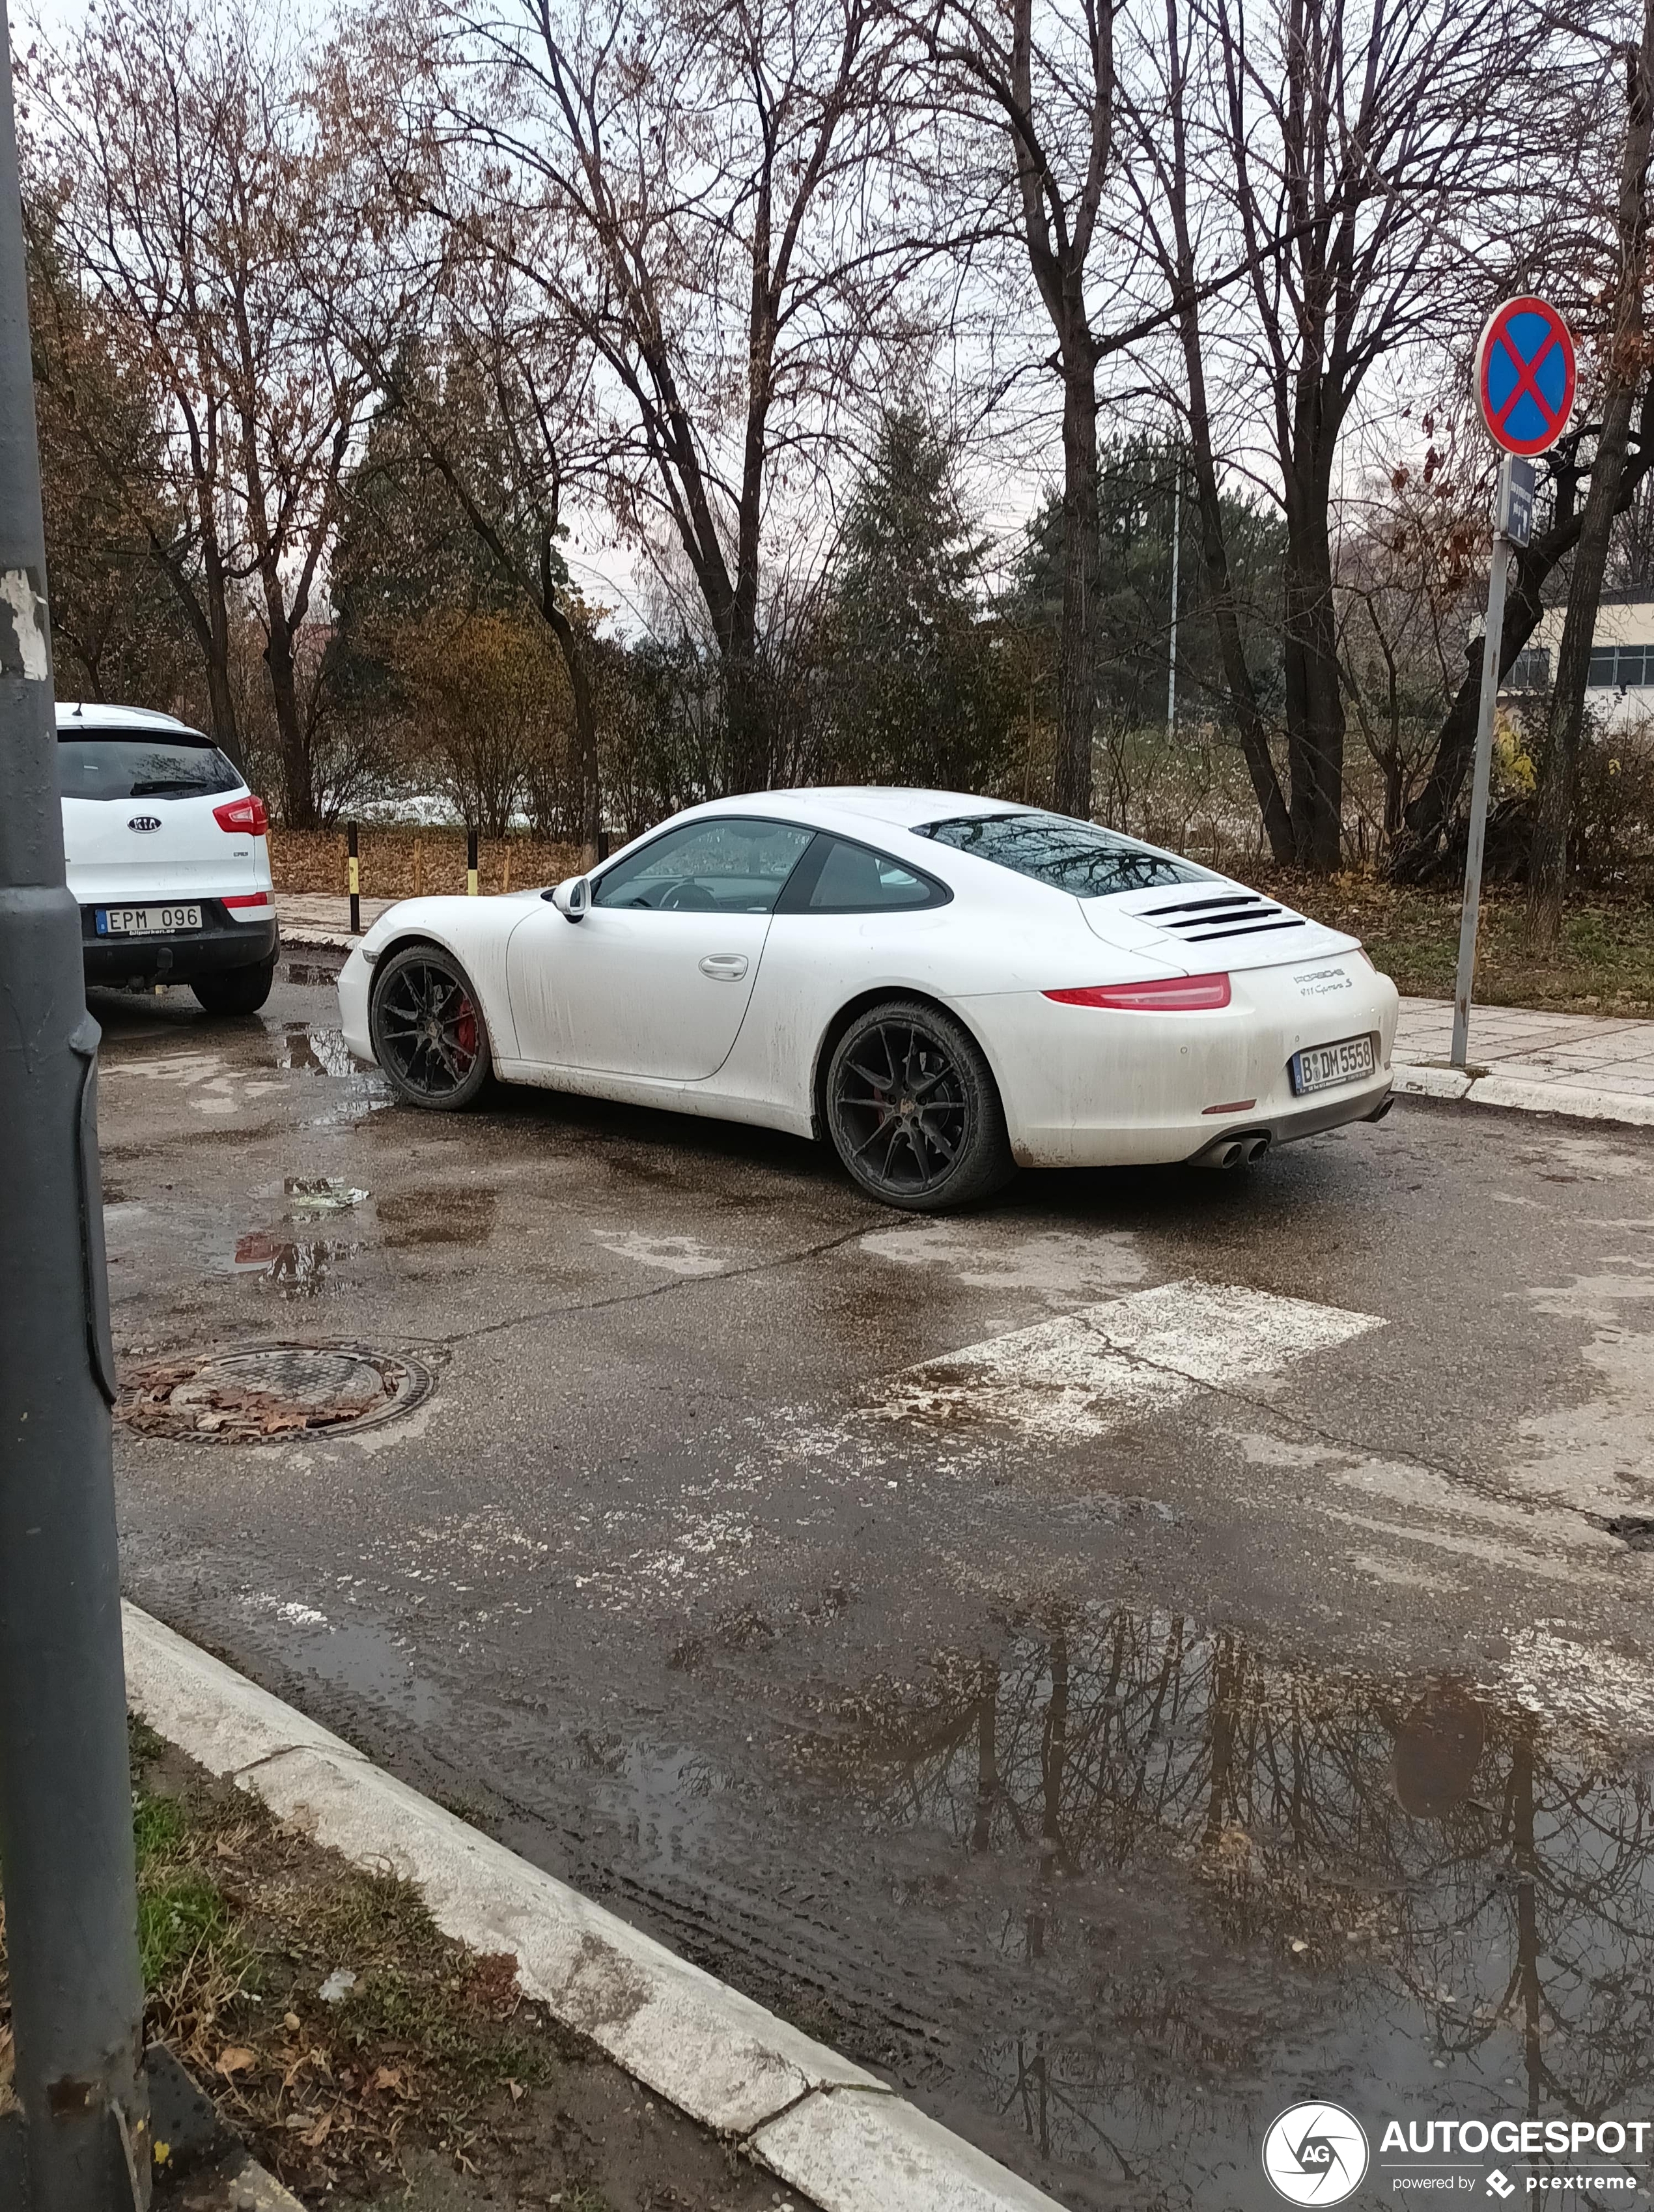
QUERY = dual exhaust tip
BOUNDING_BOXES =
[1204,1131,1271,1170]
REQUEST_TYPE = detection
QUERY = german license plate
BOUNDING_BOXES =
[96,905,202,935]
[1291,1033,1376,1096]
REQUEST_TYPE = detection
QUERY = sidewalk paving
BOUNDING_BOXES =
[1393,995,1654,1126]
[277,893,394,946]
[275,894,1654,1132]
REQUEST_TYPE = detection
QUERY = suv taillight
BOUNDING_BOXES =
[214,795,269,836]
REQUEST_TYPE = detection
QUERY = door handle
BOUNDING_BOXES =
[699,954,748,980]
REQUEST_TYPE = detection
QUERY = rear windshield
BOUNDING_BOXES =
[913,811,1208,896]
[57,729,242,802]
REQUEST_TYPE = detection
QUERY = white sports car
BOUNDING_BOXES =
[337,788,1398,1211]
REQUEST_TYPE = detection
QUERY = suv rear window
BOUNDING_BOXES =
[913,811,1207,896]
[57,728,242,802]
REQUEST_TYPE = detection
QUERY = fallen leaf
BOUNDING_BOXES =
[283,2012,301,2034]
[301,2111,333,2149]
[372,2067,405,2095]
[216,2047,257,2078]
[507,2078,524,2103]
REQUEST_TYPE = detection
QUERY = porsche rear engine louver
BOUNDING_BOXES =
[1140,893,1308,945]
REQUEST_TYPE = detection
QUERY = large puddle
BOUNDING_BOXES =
[787,1606,1654,2206]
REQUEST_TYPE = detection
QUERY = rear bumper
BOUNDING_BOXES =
[81,901,278,984]
[959,957,1400,1168]
[1182,1074,1394,1163]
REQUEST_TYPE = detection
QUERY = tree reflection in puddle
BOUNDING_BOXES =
[231,1230,355,1293]
[795,1609,1654,2201]
[272,1022,356,1075]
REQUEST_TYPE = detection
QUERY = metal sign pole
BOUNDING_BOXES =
[0,0,152,2198]
[1450,455,1530,1069]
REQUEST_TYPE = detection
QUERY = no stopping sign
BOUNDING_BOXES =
[1475,298,1576,455]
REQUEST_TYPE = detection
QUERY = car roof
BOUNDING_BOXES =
[699,786,1029,832]
[55,701,210,739]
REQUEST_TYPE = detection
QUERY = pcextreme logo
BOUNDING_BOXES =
[1263,2102,1371,2204]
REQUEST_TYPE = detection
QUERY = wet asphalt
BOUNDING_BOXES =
[94,961,1654,2210]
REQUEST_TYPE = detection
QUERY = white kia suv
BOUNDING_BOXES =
[58,702,279,1014]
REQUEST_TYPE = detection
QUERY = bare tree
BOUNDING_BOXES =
[321,132,613,857]
[27,0,376,823]
[396,0,911,796]
[914,0,1126,819]
[1127,0,1291,858]
[1131,0,1552,870]
[1527,0,1654,943]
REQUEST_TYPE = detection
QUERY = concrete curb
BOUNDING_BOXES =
[279,928,355,952]
[1394,1058,1654,1127]
[220,2151,307,2209]
[122,1604,1063,2212]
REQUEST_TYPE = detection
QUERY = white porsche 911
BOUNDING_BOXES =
[337,788,1398,1211]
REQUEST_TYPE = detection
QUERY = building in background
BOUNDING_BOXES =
[1506,589,1654,729]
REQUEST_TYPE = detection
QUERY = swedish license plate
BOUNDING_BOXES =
[96,905,202,935]
[1291,1033,1376,1096]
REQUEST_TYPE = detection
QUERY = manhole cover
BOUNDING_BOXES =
[119,1343,435,1441]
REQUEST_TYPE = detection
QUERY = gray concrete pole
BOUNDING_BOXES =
[0,0,152,2200]
[1450,462,1516,1070]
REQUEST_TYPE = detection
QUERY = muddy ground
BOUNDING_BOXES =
[94,958,1654,2209]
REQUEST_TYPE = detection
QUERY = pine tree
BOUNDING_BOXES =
[825,407,1014,792]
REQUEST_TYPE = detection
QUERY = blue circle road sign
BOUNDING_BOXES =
[1475,297,1576,456]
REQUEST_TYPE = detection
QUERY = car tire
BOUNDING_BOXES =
[369,944,492,1111]
[824,998,1015,1212]
[191,956,275,1016]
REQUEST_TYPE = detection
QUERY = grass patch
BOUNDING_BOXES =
[137,1867,245,1987]
[0,1721,601,2204]
[1259,873,1654,1017]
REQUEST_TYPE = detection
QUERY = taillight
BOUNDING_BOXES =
[213,794,269,835]
[1044,972,1231,1012]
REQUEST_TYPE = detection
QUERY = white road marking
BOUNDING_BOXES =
[860,1221,1145,1305]
[102,1049,285,1114]
[867,1280,1383,1441]
[593,1227,733,1277]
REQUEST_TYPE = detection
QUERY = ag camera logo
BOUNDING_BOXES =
[1263,2101,1370,2204]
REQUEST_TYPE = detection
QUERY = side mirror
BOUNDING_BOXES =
[545,874,589,922]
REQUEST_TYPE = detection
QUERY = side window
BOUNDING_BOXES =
[591,817,815,915]
[781,833,949,914]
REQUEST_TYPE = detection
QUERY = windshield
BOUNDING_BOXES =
[57,730,242,802]
[913,812,1209,897]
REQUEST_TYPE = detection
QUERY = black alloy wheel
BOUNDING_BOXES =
[370,945,492,1110]
[825,998,1013,1212]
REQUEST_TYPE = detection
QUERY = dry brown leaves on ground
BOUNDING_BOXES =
[117,1363,372,1440]
[270,829,582,901]
[114,1737,572,2200]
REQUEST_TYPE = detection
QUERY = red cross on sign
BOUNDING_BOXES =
[1474,298,1576,457]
